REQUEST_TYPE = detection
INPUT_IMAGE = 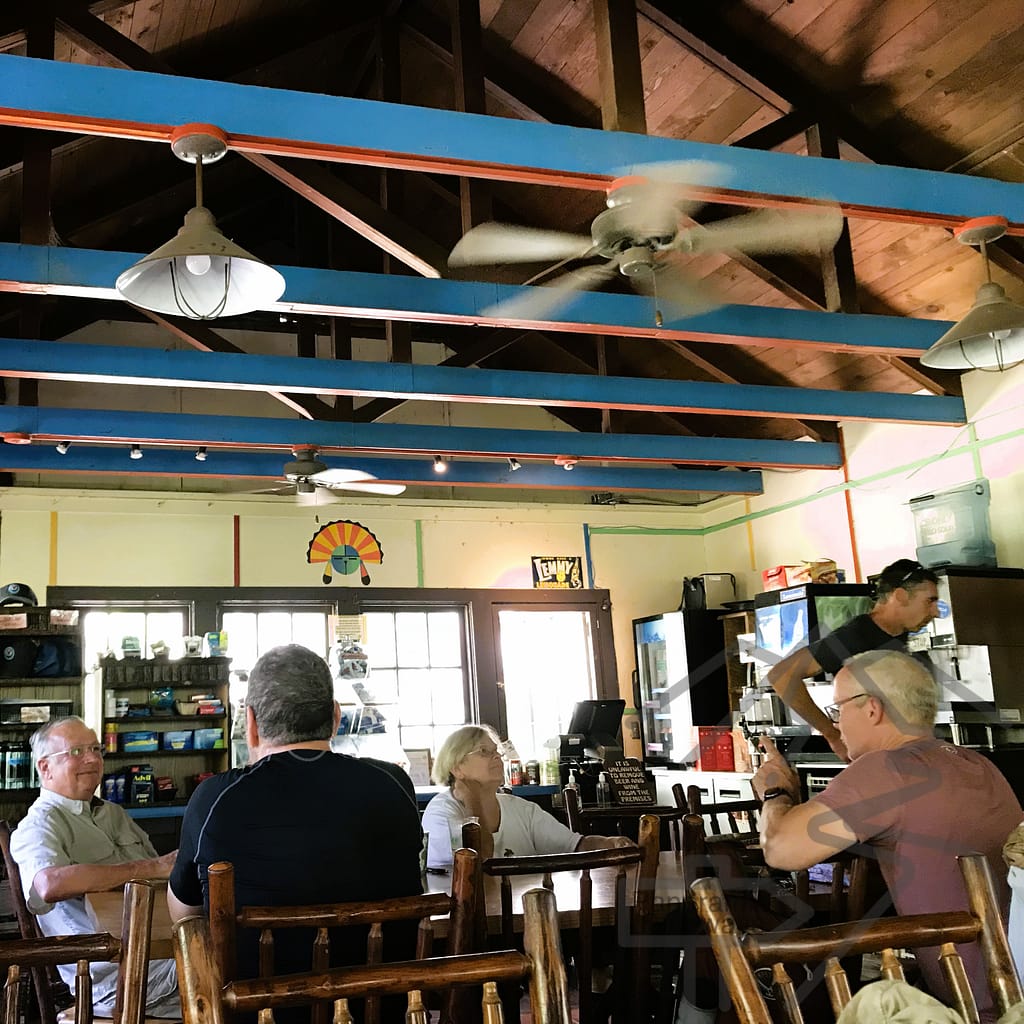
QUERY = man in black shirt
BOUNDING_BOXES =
[167,644,423,984]
[766,559,939,760]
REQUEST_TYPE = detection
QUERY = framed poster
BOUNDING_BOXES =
[532,555,583,589]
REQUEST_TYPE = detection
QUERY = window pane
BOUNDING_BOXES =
[397,669,433,722]
[358,668,397,707]
[222,613,258,673]
[145,613,185,660]
[292,613,328,660]
[499,610,597,761]
[430,669,465,724]
[256,613,291,655]
[400,725,434,752]
[427,612,462,667]
[395,613,429,666]
[364,613,396,667]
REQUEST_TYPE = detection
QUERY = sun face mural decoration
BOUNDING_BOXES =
[306,519,384,585]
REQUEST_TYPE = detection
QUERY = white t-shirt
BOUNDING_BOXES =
[421,789,581,868]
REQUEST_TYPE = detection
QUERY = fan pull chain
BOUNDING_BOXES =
[651,270,664,327]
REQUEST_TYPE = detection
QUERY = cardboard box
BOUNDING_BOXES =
[762,559,841,590]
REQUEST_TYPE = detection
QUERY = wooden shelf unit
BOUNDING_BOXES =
[0,606,85,822]
[99,656,231,807]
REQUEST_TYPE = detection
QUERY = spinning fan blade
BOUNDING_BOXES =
[335,482,407,496]
[680,207,844,256]
[613,160,727,215]
[448,222,594,267]
[483,261,619,322]
[310,468,407,497]
[633,256,724,320]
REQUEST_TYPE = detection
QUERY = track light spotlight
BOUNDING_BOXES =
[555,455,578,471]
[433,455,448,474]
[195,446,207,462]
[507,457,522,472]
[130,445,143,460]
[56,441,71,455]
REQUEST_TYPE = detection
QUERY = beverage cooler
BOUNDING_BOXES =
[632,610,729,768]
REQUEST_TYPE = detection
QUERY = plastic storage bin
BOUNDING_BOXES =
[910,479,997,568]
[161,730,193,751]
[194,727,224,750]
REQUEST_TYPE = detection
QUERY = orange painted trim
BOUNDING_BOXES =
[233,515,240,587]
[838,426,863,583]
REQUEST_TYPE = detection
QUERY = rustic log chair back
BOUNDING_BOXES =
[207,847,479,1024]
[691,853,1022,1024]
[562,786,685,853]
[175,885,571,1024]
[674,783,761,839]
[0,879,154,1024]
[462,813,660,1024]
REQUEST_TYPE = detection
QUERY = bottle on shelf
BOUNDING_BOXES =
[566,769,578,792]
[597,771,611,807]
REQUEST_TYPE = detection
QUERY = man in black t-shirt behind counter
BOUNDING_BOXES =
[767,559,939,761]
[167,644,423,984]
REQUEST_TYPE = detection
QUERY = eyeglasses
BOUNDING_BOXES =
[823,693,872,723]
[467,745,501,760]
[40,744,105,761]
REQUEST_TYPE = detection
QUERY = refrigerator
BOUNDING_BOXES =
[632,610,729,767]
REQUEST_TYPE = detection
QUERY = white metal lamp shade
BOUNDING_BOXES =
[920,281,1024,370]
[115,206,285,319]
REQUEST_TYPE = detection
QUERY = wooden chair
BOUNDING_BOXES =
[175,885,571,1024]
[563,786,686,853]
[673,783,761,839]
[691,853,1023,1024]
[0,818,67,1024]
[208,847,479,1024]
[464,813,661,1024]
[0,879,154,1024]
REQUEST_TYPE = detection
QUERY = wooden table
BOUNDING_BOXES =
[85,882,176,960]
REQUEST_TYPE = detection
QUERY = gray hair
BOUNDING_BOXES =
[247,644,334,745]
[30,715,88,764]
[432,724,499,786]
[841,650,937,731]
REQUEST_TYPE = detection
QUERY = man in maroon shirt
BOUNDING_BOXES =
[753,649,1021,1015]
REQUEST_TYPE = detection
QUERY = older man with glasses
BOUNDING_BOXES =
[766,557,941,761]
[752,650,1021,1019]
[10,715,180,1017]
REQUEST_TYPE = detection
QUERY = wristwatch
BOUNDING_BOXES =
[761,786,796,803]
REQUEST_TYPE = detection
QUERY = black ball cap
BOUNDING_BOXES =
[0,583,38,608]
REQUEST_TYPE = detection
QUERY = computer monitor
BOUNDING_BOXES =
[567,699,625,759]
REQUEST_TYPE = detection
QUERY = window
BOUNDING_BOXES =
[360,610,468,756]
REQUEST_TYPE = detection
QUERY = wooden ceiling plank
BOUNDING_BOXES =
[53,0,176,72]
[241,153,448,278]
[733,109,815,150]
[593,0,647,134]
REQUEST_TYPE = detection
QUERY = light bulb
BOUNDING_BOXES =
[184,253,212,276]
[990,330,1012,341]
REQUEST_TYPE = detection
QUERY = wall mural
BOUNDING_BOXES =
[306,519,384,585]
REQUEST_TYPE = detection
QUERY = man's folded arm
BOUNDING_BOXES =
[166,883,202,923]
[32,850,176,906]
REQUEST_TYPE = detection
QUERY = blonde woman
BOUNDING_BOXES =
[422,724,632,869]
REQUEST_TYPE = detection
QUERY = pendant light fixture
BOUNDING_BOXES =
[115,124,285,319]
[920,216,1024,371]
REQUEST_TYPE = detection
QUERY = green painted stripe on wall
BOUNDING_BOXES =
[415,520,424,588]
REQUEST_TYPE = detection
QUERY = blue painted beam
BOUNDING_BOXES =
[0,444,763,495]
[2,56,1023,228]
[0,406,841,468]
[0,244,954,356]
[0,339,967,425]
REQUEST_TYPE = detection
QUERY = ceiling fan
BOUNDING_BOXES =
[448,160,844,325]
[277,447,406,503]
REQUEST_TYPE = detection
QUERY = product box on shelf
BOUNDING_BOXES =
[121,730,158,753]
[193,727,224,750]
[162,730,193,751]
[696,726,734,772]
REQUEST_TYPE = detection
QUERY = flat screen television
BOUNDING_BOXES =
[567,698,625,742]
[754,584,874,670]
